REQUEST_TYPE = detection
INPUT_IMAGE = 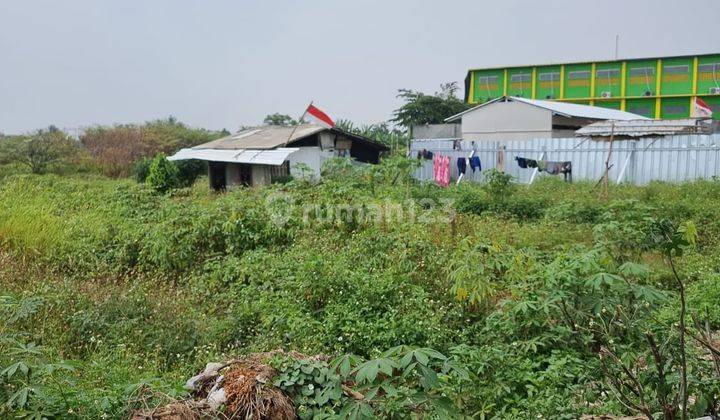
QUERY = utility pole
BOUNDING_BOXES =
[614,34,619,60]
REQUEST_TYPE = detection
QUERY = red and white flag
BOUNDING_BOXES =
[693,97,713,118]
[304,104,335,128]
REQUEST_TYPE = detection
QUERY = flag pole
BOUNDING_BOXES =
[285,101,312,146]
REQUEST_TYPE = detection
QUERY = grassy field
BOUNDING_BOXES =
[1,161,719,418]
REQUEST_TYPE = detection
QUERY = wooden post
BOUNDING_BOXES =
[284,101,312,146]
[603,121,616,197]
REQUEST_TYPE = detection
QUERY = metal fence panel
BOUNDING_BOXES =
[411,134,720,185]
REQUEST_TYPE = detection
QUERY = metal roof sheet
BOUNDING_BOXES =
[195,124,325,150]
[445,96,648,122]
[167,147,299,165]
[576,118,712,137]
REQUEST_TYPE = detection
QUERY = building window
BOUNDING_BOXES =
[629,67,655,77]
[510,73,531,83]
[698,63,720,73]
[628,106,652,116]
[663,65,689,74]
[596,69,621,79]
[538,72,560,81]
[568,71,590,80]
[662,104,688,115]
[477,75,499,85]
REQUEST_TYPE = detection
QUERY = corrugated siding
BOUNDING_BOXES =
[411,134,720,185]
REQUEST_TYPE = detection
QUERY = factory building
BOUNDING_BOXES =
[465,53,720,119]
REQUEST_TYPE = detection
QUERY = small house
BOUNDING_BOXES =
[444,96,647,141]
[168,124,389,190]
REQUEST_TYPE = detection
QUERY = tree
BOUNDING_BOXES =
[335,119,409,152]
[146,154,181,193]
[391,82,470,132]
[0,129,77,174]
[263,113,298,126]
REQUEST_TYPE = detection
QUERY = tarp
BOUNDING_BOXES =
[167,148,299,166]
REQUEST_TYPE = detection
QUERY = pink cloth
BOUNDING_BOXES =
[442,155,451,186]
[432,154,452,187]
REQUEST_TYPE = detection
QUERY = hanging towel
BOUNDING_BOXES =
[457,157,467,175]
[469,156,481,172]
[516,157,528,169]
[527,159,538,169]
[433,155,441,184]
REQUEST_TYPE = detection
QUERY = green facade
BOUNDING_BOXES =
[466,53,720,119]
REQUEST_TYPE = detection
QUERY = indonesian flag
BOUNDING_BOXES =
[693,97,713,118]
[304,104,335,128]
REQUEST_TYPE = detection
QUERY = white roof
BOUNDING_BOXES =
[576,118,712,137]
[445,96,648,122]
[167,147,299,166]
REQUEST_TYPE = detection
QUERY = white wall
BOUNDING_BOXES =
[461,101,553,141]
[287,147,335,179]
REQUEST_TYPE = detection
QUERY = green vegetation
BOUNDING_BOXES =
[1,158,719,418]
[391,82,470,131]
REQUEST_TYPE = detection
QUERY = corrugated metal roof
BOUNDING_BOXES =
[445,96,648,122]
[196,124,325,150]
[167,147,299,165]
[576,119,712,137]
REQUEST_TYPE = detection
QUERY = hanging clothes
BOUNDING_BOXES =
[545,161,561,175]
[426,151,433,160]
[515,157,528,169]
[560,161,572,182]
[457,157,467,175]
[527,159,538,168]
[469,156,481,172]
[433,154,442,185]
[534,160,545,171]
[442,156,450,187]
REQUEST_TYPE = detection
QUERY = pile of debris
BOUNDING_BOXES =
[131,350,315,420]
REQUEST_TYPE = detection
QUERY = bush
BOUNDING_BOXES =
[174,159,206,187]
[146,154,180,193]
[132,157,152,183]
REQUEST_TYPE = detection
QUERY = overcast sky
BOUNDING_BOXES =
[1,0,719,134]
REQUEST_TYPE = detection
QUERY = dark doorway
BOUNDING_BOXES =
[209,162,226,191]
[239,164,252,186]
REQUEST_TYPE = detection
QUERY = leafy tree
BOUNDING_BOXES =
[263,113,298,126]
[0,128,78,174]
[391,82,470,132]
[146,154,180,193]
[335,119,409,152]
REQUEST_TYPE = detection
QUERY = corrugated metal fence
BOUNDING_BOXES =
[411,134,720,185]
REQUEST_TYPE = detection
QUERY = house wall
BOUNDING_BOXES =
[251,165,272,186]
[412,124,462,139]
[225,163,243,188]
[461,101,553,141]
[288,146,336,179]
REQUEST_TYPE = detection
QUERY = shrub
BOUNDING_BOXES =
[146,154,180,193]
[174,159,206,187]
[131,157,152,183]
